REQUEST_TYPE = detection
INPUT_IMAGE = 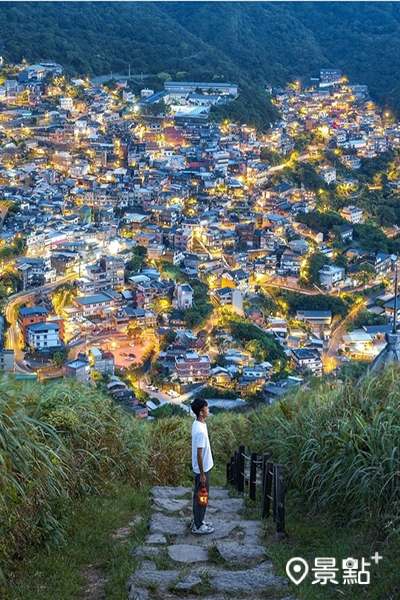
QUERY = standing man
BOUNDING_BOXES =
[190,398,214,534]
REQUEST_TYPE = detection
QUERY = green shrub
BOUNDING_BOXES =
[250,366,400,527]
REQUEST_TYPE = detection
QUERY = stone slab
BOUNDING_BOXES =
[236,519,261,545]
[148,513,187,536]
[208,566,288,593]
[129,568,180,592]
[153,497,189,512]
[167,543,208,563]
[150,485,191,499]
[216,540,267,563]
[145,533,166,545]
[207,498,244,514]
[175,519,238,543]
[139,560,157,571]
[173,574,202,590]
[128,586,149,600]
[209,487,231,499]
[130,545,161,559]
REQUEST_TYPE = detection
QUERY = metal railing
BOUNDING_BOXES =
[226,443,285,535]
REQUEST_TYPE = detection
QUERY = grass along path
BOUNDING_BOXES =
[5,480,400,600]
[257,496,400,600]
[6,483,151,600]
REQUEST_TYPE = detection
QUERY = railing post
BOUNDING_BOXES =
[261,452,270,496]
[262,460,274,519]
[274,463,285,535]
[237,444,245,493]
[249,451,258,501]
[229,455,234,486]
[233,451,238,490]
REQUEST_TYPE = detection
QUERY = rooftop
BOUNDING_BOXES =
[75,293,113,305]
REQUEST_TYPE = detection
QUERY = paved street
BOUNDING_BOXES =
[5,273,77,374]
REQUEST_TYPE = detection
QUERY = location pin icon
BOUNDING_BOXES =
[286,557,309,585]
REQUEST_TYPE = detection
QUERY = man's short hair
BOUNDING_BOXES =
[191,398,208,417]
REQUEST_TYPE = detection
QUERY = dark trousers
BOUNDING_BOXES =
[193,470,210,528]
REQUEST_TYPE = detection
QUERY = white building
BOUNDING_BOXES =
[318,265,345,288]
[291,348,323,376]
[164,81,238,96]
[59,96,74,111]
[70,161,90,178]
[175,283,194,310]
[26,230,46,255]
[0,349,14,373]
[26,322,61,351]
[212,287,243,315]
[319,165,336,184]
[73,293,115,316]
[342,155,362,169]
[341,205,364,224]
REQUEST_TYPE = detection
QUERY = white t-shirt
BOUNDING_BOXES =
[192,419,214,474]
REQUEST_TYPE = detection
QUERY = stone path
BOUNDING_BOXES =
[128,486,299,600]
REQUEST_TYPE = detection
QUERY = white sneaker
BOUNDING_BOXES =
[191,523,214,535]
[190,519,213,530]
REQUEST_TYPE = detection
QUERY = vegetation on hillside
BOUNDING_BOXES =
[3,2,400,120]
[2,363,399,590]
[227,316,287,364]
[250,366,400,530]
[209,84,279,131]
[184,280,213,328]
[0,377,249,587]
[272,288,352,318]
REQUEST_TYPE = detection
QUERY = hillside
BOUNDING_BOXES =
[1,368,399,596]
[1,2,400,112]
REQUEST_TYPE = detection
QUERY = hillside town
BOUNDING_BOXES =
[0,61,399,416]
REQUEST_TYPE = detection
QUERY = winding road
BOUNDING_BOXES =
[5,274,77,374]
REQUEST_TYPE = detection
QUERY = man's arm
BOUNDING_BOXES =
[197,447,206,485]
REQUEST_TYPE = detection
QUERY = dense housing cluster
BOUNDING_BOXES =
[0,62,399,413]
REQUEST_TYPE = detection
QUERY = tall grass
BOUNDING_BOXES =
[0,378,250,584]
[1,367,399,585]
[250,366,400,529]
[0,378,132,582]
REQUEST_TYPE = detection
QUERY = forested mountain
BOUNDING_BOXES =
[2,2,400,112]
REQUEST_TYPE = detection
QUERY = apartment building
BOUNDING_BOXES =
[26,322,62,351]
[291,348,323,376]
[85,255,124,292]
[175,351,211,383]
[341,205,364,224]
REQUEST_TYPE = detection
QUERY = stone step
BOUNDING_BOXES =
[128,564,289,597]
[129,486,298,600]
